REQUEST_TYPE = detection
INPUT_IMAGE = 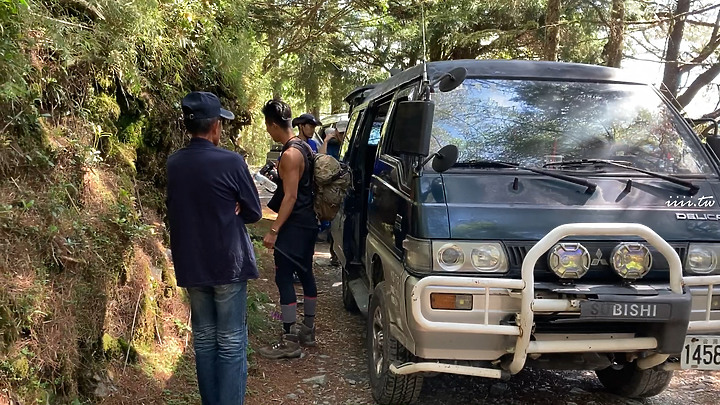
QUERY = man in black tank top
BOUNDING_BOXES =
[257,100,319,359]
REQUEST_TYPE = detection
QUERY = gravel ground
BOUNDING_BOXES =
[246,238,720,405]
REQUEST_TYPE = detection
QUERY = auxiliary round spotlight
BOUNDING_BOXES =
[611,242,652,279]
[548,243,590,279]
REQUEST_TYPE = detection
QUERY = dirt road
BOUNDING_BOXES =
[245,237,720,405]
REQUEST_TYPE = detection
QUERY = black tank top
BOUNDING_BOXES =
[267,138,316,229]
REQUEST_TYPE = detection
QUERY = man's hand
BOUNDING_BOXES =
[324,128,338,142]
[263,232,277,249]
[320,129,338,154]
[235,202,241,215]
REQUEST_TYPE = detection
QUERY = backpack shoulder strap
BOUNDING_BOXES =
[287,139,314,186]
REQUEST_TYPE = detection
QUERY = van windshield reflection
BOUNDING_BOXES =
[429,79,712,175]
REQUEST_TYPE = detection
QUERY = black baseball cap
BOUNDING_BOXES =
[291,113,321,127]
[182,91,235,121]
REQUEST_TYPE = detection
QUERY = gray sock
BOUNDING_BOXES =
[303,297,317,328]
[281,304,297,329]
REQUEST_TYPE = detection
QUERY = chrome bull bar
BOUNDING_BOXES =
[406,223,720,378]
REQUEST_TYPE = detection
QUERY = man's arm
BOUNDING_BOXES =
[318,129,336,154]
[235,157,262,224]
[263,147,303,248]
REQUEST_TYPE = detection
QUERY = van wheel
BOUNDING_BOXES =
[367,282,423,405]
[341,266,359,312]
[595,363,673,398]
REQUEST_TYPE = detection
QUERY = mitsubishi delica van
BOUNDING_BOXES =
[330,59,720,404]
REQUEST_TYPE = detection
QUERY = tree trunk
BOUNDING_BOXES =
[544,0,561,61]
[303,55,321,118]
[604,0,625,67]
[661,0,691,102]
[676,63,720,108]
[271,59,283,101]
[330,68,344,114]
[702,108,720,120]
[266,42,283,100]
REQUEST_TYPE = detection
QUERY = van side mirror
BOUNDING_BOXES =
[390,101,435,156]
[417,144,459,173]
[431,145,459,172]
[437,67,467,93]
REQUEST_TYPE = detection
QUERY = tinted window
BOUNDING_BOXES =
[369,121,382,145]
[430,79,713,174]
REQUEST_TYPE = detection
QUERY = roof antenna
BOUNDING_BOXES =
[420,2,430,100]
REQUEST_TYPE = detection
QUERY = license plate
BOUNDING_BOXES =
[580,302,671,321]
[682,336,720,370]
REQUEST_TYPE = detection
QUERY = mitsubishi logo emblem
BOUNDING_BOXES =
[591,249,608,266]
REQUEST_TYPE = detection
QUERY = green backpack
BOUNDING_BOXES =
[311,153,352,221]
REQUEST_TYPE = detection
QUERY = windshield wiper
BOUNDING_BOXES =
[456,160,597,193]
[543,159,699,195]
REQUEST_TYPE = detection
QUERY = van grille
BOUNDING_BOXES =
[507,245,528,268]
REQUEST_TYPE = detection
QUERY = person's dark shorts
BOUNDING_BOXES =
[274,224,317,274]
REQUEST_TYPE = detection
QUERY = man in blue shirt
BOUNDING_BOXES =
[292,113,321,152]
[166,91,261,405]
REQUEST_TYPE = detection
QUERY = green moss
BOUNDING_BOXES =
[117,115,147,148]
[11,356,30,378]
[86,93,121,133]
[90,94,121,121]
[102,333,122,359]
[101,333,137,363]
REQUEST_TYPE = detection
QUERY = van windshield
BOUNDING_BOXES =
[429,79,713,175]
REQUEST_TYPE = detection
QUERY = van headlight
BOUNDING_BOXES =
[437,243,465,271]
[402,238,509,274]
[686,244,720,275]
[432,241,508,273]
[470,245,505,272]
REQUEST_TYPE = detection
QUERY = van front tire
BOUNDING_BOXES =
[595,362,673,398]
[367,282,423,405]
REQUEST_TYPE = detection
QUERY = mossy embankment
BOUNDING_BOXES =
[0,1,273,403]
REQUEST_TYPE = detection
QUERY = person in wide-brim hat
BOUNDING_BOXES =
[292,113,321,152]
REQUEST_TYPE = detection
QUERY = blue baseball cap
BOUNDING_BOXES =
[181,91,235,120]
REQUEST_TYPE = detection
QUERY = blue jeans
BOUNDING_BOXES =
[187,282,248,405]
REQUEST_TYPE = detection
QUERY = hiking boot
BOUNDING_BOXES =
[291,323,316,347]
[257,334,301,359]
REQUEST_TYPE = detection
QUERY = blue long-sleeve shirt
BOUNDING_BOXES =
[166,137,262,287]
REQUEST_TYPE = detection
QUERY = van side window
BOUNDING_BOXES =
[366,102,391,156]
[340,110,361,161]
